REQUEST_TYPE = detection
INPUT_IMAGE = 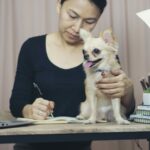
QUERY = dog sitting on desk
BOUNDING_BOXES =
[77,29,130,124]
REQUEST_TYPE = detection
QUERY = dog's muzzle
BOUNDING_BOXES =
[83,58,103,68]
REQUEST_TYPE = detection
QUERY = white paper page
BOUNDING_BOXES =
[136,9,150,28]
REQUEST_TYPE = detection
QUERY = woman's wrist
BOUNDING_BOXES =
[22,104,33,119]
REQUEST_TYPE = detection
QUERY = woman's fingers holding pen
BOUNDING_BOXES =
[32,98,55,120]
[48,101,55,116]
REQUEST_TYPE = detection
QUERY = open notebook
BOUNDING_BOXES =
[17,116,85,124]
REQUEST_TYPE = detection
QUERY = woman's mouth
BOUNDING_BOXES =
[67,32,79,40]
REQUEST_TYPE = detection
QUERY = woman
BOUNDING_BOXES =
[10,0,135,150]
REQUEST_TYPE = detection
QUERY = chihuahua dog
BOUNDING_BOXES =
[77,29,130,124]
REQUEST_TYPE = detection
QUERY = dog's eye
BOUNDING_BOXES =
[82,49,87,55]
[93,48,100,54]
[82,49,89,60]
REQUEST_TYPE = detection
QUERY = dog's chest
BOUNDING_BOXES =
[85,70,112,102]
[85,72,101,86]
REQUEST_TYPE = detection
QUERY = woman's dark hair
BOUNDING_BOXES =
[60,0,107,14]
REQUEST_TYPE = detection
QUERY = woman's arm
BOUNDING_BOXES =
[120,77,135,116]
[9,38,35,117]
[10,38,55,119]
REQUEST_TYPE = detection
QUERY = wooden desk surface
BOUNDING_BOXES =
[0,122,150,144]
[0,111,150,144]
[0,122,150,136]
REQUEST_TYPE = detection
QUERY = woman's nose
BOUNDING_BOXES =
[73,19,83,33]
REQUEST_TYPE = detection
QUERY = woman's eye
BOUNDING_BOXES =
[69,13,77,19]
[85,21,95,24]
[84,19,96,25]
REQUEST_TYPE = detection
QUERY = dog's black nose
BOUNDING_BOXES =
[84,54,89,60]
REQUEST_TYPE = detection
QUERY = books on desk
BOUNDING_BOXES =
[136,105,150,116]
[130,105,150,124]
[130,114,150,124]
[17,116,85,124]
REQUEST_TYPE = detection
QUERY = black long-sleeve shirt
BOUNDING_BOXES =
[10,35,86,117]
[9,35,92,150]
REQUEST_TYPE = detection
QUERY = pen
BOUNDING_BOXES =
[33,82,43,96]
[33,82,54,118]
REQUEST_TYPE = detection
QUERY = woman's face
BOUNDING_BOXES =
[57,0,101,45]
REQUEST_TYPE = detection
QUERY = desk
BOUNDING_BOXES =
[0,123,150,149]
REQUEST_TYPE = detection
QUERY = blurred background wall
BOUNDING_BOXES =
[0,0,150,150]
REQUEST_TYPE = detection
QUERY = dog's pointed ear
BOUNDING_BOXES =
[79,29,91,42]
[100,28,119,50]
[100,28,115,44]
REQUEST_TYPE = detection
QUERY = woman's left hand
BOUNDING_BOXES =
[96,69,130,98]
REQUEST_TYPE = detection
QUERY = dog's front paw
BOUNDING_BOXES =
[76,115,85,120]
[116,118,130,125]
[96,119,107,123]
[84,118,96,124]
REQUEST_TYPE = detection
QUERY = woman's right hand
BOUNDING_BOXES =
[22,98,55,120]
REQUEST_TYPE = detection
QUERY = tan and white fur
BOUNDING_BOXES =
[77,29,130,124]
